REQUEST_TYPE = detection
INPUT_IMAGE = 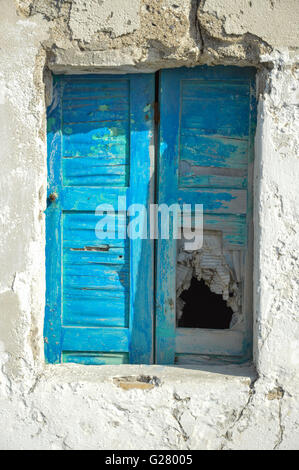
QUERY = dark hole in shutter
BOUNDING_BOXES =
[178,278,233,329]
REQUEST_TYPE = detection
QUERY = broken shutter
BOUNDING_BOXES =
[156,66,256,364]
[45,74,155,364]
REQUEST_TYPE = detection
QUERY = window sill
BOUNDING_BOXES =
[41,362,256,388]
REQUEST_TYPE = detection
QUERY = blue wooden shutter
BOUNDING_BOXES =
[45,74,155,364]
[156,66,256,364]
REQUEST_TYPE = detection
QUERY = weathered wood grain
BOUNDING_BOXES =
[45,74,155,364]
[156,66,256,364]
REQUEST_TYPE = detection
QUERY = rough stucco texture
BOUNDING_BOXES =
[199,0,299,48]
[0,0,298,449]
[15,0,299,71]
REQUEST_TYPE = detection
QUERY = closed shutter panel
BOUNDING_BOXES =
[156,66,256,364]
[45,74,155,364]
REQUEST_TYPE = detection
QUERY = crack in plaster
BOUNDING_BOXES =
[273,398,285,450]
[221,376,258,448]
[268,385,286,450]
[196,0,204,54]
[171,393,194,447]
[172,408,190,444]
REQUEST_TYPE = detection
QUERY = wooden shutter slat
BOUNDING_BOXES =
[45,74,155,364]
[156,66,256,364]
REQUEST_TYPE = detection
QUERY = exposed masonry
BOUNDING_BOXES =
[16,0,294,71]
[177,231,242,327]
[113,375,161,391]
[0,0,298,449]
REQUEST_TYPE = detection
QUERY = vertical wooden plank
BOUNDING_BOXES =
[45,74,155,365]
[44,77,63,364]
[128,74,155,364]
[156,66,256,365]
[155,71,181,364]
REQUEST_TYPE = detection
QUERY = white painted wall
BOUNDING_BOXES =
[0,1,298,449]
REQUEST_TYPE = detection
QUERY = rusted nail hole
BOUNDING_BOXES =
[49,192,58,202]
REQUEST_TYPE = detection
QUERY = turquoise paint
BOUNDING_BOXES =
[62,352,129,365]
[45,74,155,364]
[45,67,256,366]
[156,66,256,364]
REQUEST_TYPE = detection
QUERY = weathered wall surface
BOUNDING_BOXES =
[15,0,299,72]
[0,0,298,449]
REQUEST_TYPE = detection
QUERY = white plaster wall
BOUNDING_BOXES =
[0,0,298,449]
